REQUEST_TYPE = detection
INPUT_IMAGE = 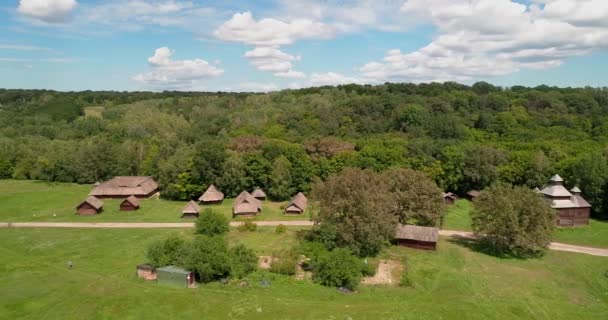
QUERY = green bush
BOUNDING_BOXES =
[229,244,258,279]
[361,260,376,277]
[238,220,257,232]
[146,234,185,267]
[179,235,231,283]
[312,248,364,290]
[269,250,298,276]
[275,224,287,234]
[195,208,230,236]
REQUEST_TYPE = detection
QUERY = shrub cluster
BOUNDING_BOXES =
[195,208,230,236]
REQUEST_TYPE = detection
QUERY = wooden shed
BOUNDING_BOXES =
[120,195,140,211]
[251,188,267,201]
[394,224,438,250]
[136,263,157,281]
[233,191,262,217]
[284,192,307,214]
[181,200,200,218]
[76,196,104,215]
[466,190,480,200]
[198,184,224,204]
[442,192,458,205]
[89,176,159,199]
[156,266,195,288]
[540,174,591,226]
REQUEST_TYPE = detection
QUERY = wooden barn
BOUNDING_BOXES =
[198,184,224,204]
[120,195,140,211]
[442,192,458,205]
[540,174,591,226]
[394,224,438,250]
[251,188,267,201]
[466,190,480,200]
[76,196,104,215]
[284,192,307,214]
[233,191,262,217]
[136,263,157,281]
[181,200,200,218]
[89,176,159,199]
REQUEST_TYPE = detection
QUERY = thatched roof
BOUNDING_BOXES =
[199,184,224,202]
[251,188,266,199]
[394,224,438,243]
[466,190,481,198]
[121,195,140,207]
[182,200,200,214]
[233,191,262,214]
[285,192,307,213]
[442,192,458,200]
[78,196,103,210]
[89,176,158,197]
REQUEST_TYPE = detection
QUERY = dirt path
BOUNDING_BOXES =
[1,222,606,257]
[362,260,402,285]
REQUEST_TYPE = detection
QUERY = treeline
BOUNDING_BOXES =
[0,83,607,216]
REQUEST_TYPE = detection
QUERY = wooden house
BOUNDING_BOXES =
[394,224,438,250]
[120,195,140,211]
[76,196,104,215]
[181,200,200,218]
[284,192,307,214]
[233,191,262,217]
[251,188,267,201]
[539,174,591,226]
[198,184,224,204]
[136,263,157,281]
[466,190,480,200]
[89,176,158,199]
[442,192,458,205]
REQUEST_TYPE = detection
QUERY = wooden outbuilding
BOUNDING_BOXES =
[251,188,267,201]
[198,184,224,204]
[284,192,308,214]
[136,263,157,280]
[120,195,140,211]
[181,200,200,218]
[89,176,159,199]
[156,266,195,288]
[539,174,591,226]
[76,196,104,215]
[394,224,438,250]
[466,190,480,200]
[233,191,262,217]
[442,192,459,205]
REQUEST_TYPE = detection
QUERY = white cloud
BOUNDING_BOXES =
[133,47,223,88]
[18,0,78,23]
[232,82,279,92]
[214,11,333,46]
[0,44,56,52]
[310,72,360,86]
[243,47,305,78]
[359,0,608,83]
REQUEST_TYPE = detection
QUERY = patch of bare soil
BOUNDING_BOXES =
[295,256,312,280]
[258,256,274,269]
[362,260,403,285]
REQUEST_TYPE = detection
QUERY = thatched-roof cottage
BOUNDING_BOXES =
[251,188,267,201]
[233,191,262,217]
[120,195,140,211]
[181,200,200,218]
[394,224,438,250]
[539,174,591,226]
[89,176,158,198]
[76,196,104,215]
[466,190,480,200]
[284,192,308,214]
[198,184,224,204]
[442,192,458,205]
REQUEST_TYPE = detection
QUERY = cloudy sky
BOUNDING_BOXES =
[2,0,608,91]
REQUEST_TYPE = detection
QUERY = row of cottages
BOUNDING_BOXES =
[233,191,262,217]
[538,174,591,226]
[76,195,140,215]
[198,185,224,204]
[89,176,159,199]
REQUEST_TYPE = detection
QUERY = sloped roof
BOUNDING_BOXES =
[78,196,103,210]
[442,192,458,200]
[286,192,307,212]
[395,224,438,243]
[251,188,267,198]
[551,199,578,209]
[549,174,564,182]
[156,265,190,274]
[121,195,140,207]
[570,186,581,193]
[533,187,541,193]
[89,176,158,197]
[233,191,262,214]
[571,194,591,208]
[199,184,224,202]
[541,184,572,198]
[467,190,480,197]
[182,200,200,214]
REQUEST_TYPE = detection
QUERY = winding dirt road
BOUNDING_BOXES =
[1,221,606,257]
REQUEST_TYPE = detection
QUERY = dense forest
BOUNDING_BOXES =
[1,82,607,217]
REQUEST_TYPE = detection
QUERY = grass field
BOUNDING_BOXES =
[0,180,312,222]
[1,227,607,319]
[443,199,473,231]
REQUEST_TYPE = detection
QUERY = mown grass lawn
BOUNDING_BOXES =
[1,228,607,320]
[0,180,312,222]
[442,199,473,231]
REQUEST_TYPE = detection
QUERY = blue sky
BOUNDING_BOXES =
[1,0,608,91]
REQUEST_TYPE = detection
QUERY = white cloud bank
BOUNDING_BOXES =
[133,47,223,89]
[18,0,78,23]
